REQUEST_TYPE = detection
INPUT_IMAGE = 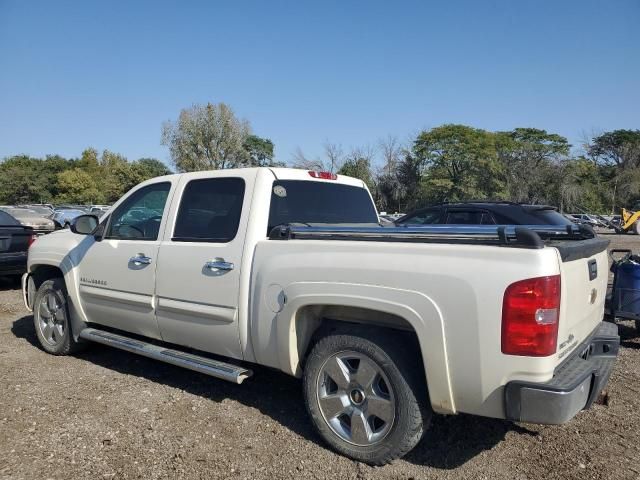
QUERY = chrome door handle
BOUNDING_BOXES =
[129,254,152,266]
[204,258,234,271]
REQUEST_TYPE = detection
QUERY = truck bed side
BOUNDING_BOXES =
[249,239,563,417]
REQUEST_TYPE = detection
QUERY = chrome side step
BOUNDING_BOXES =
[79,328,252,384]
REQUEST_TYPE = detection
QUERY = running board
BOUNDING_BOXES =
[79,328,252,384]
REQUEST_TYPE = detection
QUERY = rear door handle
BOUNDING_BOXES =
[129,254,152,266]
[204,258,234,271]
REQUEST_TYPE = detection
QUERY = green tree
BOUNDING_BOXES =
[244,135,281,166]
[75,148,101,176]
[413,124,503,202]
[588,129,640,167]
[0,156,49,203]
[338,148,375,191]
[133,158,172,178]
[588,130,640,208]
[375,151,420,213]
[162,102,251,172]
[495,128,570,203]
[41,155,73,199]
[56,168,104,204]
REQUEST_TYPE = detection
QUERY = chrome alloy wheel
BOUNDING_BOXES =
[316,351,395,446]
[36,290,66,346]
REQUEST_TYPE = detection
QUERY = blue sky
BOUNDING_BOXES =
[0,0,638,168]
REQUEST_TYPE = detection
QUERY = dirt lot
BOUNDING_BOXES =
[1,232,639,480]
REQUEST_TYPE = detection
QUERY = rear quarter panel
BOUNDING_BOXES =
[249,239,562,417]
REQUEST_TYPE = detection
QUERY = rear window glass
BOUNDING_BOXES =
[268,180,378,232]
[0,211,19,226]
[526,208,572,225]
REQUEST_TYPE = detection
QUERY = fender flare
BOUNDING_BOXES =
[273,282,456,414]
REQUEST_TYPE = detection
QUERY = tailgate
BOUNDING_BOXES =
[552,237,610,361]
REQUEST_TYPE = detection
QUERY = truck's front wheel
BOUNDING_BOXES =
[303,330,430,465]
[33,278,84,355]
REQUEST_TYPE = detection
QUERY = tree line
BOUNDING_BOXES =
[2,100,638,214]
[337,126,640,215]
[160,102,640,214]
[0,149,172,205]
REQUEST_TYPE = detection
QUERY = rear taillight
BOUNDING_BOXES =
[308,171,337,180]
[28,234,37,248]
[501,275,561,356]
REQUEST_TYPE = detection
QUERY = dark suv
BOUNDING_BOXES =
[396,201,573,226]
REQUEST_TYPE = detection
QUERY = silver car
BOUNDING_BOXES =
[51,209,86,229]
[0,207,55,234]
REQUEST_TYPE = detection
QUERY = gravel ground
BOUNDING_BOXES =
[0,232,639,480]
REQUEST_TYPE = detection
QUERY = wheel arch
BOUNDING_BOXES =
[266,282,456,414]
[25,263,65,311]
[26,261,86,341]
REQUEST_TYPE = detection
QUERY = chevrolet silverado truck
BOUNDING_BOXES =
[22,168,619,465]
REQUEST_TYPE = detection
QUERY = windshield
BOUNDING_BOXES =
[268,180,378,233]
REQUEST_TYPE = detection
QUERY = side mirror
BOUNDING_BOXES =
[70,215,99,235]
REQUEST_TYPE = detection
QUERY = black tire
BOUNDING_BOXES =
[635,319,640,332]
[303,329,431,465]
[33,278,85,355]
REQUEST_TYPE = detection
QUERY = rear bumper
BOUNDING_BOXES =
[504,321,619,424]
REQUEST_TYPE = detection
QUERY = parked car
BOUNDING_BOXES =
[0,207,55,234]
[568,214,608,228]
[54,205,91,214]
[607,215,622,227]
[89,205,110,217]
[22,205,54,217]
[0,210,35,279]
[51,209,86,229]
[22,168,619,465]
[397,201,575,226]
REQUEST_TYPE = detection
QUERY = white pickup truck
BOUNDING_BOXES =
[22,168,619,464]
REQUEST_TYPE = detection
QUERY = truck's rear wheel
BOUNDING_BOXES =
[303,330,430,465]
[33,278,84,355]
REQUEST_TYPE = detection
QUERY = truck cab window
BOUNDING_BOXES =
[267,180,378,233]
[105,182,170,240]
[173,177,245,243]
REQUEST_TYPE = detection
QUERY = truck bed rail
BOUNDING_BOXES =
[268,224,595,248]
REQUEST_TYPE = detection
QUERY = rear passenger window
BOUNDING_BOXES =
[480,212,495,225]
[445,211,481,224]
[173,178,245,243]
[402,209,442,225]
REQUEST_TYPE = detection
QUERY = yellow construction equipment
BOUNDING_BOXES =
[618,208,640,234]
